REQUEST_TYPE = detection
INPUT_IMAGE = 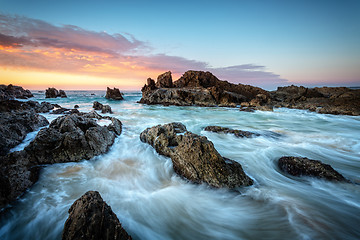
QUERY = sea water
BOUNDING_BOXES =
[0,91,359,240]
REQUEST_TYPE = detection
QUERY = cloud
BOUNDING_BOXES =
[0,14,288,89]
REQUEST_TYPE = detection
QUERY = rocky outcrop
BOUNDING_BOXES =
[278,156,347,181]
[45,88,67,98]
[93,101,112,113]
[270,85,360,115]
[204,126,260,138]
[140,123,253,188]
[139,71,267,107]
[105,87,124,100]
[0,111,122,209]
[0,84,33,100]
[62,191,132,240]
[0,100,49,156]
[140,71,360,115]
[156,71,173,88]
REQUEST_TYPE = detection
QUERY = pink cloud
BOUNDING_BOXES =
[0,14,289,89]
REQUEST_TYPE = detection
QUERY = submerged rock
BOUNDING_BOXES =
[45,87,67,98]
[204,126,260,138]
[0,112,122,209]
[0,84,33,100]
[105,87,124,100]
[278,156,347,181]
[140,122,253,188]
[62,191,132,240]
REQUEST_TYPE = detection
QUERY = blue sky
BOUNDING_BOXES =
[0,0,359,89]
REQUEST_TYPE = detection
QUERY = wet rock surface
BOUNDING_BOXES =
[0,100,49,156]
[278,156,347,181]
[140,122,253,188]
[45,88,67,98]
[62,191,132,240]
[204,126,260,138]
[105,87,124,100]
[0,111,122,209]
[0,84,33,100]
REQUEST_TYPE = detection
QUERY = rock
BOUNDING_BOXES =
[62,191,132,240]
[0,112,122,208]
[93,101,103,110]
[0,151,40,208]
[278,156,347,181]
[0,84,33,100]
[93,101,112,114]
[101,105,112,114]
[140,123,253,188]
[140,70,268,107]
[74,105,79,109]
[0,101,49,156]
[59,90,67,98]
[204,126,260,138]
[155,71,173,88]
[25,113,120,164]
[45,88,67,98]
[270,86,360,115]
[105,87,124,100]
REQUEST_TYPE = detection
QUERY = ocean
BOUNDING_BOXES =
[1,90,360,240]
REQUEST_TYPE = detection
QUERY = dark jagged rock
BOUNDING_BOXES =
[101,105,112,114]
[140,70,268,107]
[0,84,33,100]
[62,191,132,240]
[93,101,112,113]
[105,87,124,100]
[0,112,122,208]
[140,122,253,188]
[93,101,103,110]
[155,71,173,88]
[204,126,260,138]
[45,87,67,98]
[59,90,67,98]
[0,101,49,156]
[74,105,79,109]
[278,156,347,181]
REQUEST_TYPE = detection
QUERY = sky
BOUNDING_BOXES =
[0,0,359,90]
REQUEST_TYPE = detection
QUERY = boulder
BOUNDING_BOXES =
[101,105,112,114]
[59,90,67,98]
[155,71,173,88]
[105,87,124,100]
[51,108,79,115]
[204,126,260,138]
[93,101,112,114]
[0,84,33,100]
[93,101,103,110]
[278,156,347,181]
[0,112,122,208]
[140,123,253,188]
[62,191,132,240]
[45,88,67,98]
[0,101,49,156]
[74,105,79,109]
